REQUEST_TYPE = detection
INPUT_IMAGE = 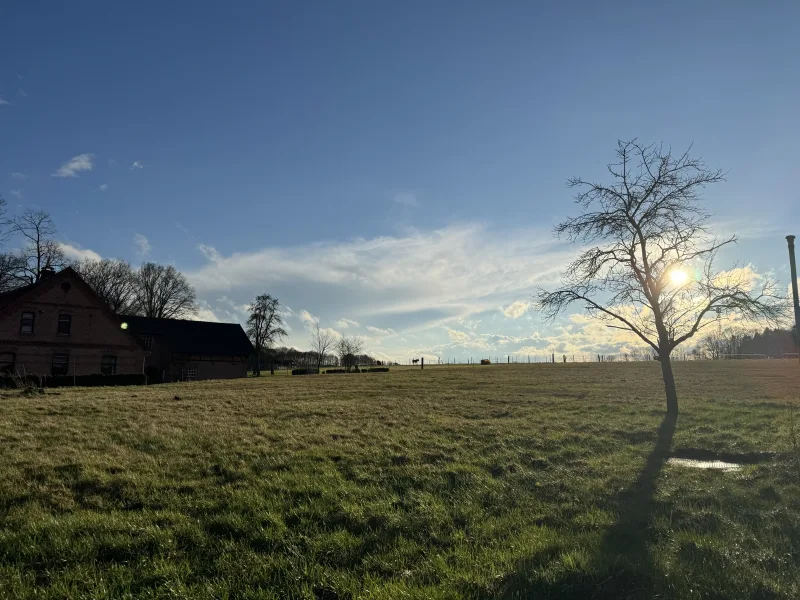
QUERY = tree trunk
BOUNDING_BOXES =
[659,353,678,414]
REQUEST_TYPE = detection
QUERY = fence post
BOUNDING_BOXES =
[421,357,424,370]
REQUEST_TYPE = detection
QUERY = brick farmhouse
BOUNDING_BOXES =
[0,267,253,381]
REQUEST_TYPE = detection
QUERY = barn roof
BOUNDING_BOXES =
[119,315,254,356]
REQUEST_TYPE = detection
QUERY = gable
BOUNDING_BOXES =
[0,269,144,349]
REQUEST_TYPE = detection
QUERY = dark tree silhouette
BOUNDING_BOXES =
[8,209,68,284]
[247,294,287,376]
[134,262,197,319]
[337,336,364,372]
[74,258,139,314]
[535,140,786,413]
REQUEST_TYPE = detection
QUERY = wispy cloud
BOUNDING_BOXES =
[188,224,571,319]
[366,325,396,336]
[99,183,108,192]
[197,244,222,263]
[9,190,23,200]
[336,318,360,329]
[176,222,190,235]
[186,223,575,359]
[11,172,28,180]
[134,233,151,258]
[298,310,319,326]
[18,89,27,98]
[0,98,9,106]
[448,329,471,343]
[131,161,144,170]
[52,153,94,178]
[59,242,102,262]
[502,300,529,319]
[192,301,223,323]
[393,192,418,207]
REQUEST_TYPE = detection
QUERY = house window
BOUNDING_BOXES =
[52,354,69,376]
[57,314,72,336]
[141,335,153,350]
[182,365,197,381]
[100,355,117,375]
[20,312,35,334]
[0,353,15,374]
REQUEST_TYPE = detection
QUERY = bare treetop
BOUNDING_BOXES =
[74,258,139,315]
[8,209,69,284]
[135,262,198,319]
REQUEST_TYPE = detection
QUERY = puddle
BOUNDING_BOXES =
[666,458,741,471]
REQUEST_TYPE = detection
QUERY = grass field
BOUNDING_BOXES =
[1,362,799,599]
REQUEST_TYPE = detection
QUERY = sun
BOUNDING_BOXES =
[669,269,689,285]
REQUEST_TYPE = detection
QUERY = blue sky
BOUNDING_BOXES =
[2,1,799,361]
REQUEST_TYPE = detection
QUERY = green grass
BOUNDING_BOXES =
[1,361,799,599]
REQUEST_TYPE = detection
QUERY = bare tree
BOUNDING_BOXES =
[309,322,337,373]
[134,262,198,319]
[247,294,287,376]
[337,336,365,372]
[9,209,69,284]
[535,140,786,413]
[0,253,21,292]
[0,197,20,291]
[74,258,140,314]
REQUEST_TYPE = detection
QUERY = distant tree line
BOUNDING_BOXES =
[0,197,198,319]
[249,345,381,373]
[697,327,798,359]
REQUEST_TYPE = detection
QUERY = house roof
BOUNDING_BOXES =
[0,282,40,310]
[119,315,254,356]
[0,268,82,311]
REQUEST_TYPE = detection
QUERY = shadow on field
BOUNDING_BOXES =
[489,412,678,599]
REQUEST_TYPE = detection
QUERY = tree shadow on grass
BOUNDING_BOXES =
[481,412,678,599]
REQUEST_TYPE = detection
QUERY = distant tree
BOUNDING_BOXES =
[536,140,786,414]
[134,262,198,319]
[247,294,287,376]
[74,258,139,314]
[309,322,337,373]
[8,209,69,284]
[337,336,364,372]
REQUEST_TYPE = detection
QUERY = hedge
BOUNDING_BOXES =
[291,368,319,376]
[323,367,389,374]
[0,373,148,389]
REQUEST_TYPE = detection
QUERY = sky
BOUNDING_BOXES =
[2,1,799,362]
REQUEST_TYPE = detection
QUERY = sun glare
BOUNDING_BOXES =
[669,269,689,285]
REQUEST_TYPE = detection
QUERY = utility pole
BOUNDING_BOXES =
[787,235,800,363]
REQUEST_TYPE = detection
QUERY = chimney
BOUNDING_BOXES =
[39,267,56,280]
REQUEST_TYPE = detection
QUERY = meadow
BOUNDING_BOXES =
[1,361,799,599]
